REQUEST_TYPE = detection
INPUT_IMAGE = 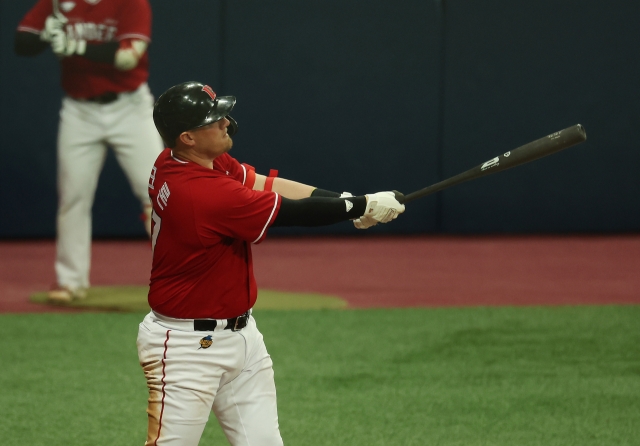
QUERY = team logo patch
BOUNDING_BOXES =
[202,85,217,100]
[199,335,213,349]
[345,199,353,212]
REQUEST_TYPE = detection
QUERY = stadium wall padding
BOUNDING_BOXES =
[1,0,638,237]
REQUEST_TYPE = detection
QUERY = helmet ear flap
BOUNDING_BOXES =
[226,115,238,136]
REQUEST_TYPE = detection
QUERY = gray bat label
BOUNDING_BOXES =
[481,157,500,171]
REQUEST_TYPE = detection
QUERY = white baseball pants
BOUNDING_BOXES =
[55,83,162,290]
[136,311,284,446]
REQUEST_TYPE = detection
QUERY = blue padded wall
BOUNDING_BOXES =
[1,0,638,237]
[222,0,442,234]
[439,0,640,232]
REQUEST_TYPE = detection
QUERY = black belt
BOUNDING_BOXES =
[85,92,119,104]
[194,311,250,332]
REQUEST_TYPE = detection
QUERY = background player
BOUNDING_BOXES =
[14,0,163,302]
[137,81,405,445]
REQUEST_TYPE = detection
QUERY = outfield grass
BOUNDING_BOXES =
[1,306,639,445]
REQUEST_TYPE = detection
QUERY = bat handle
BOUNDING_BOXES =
[392,190,406,204]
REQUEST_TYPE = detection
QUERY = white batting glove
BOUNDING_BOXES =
[50,29,86,57]
[362,191,405,224]
[40,15,67,42]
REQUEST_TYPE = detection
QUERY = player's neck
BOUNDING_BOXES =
[173,149,216,169]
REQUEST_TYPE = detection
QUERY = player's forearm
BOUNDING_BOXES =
[253,175,316,199]
[50,37,146,71]
[72,41,141,69]
[14,31,48,56]
[272,196,367,227]
[272,178,316,198]
[15,31,118,63]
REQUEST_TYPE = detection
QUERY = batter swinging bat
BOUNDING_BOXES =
[393,124,587,204]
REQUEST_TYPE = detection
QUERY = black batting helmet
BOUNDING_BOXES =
[153,81,238,147]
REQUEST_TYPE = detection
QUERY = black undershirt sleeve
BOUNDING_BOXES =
[13,31,119,64]
[310,188,342,198]
[272,196,367,227]
[14,31,48,56]
[83,41,119,64]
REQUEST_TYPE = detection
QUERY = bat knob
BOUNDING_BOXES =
[392,190,406,204]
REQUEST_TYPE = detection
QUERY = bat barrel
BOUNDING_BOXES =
[397,124,587,204]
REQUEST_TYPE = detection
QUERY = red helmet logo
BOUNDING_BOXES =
[202,85,216,100]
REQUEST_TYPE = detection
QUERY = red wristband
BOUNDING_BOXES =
[242,163,256,189]
[264,169,278,192]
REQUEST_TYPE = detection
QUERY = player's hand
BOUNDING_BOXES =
[50,29,86,57]
[353,215,378,229]
[362,191,405,224]
[340,192,377,229]
[40,14,67,42]
[50,28,66,55]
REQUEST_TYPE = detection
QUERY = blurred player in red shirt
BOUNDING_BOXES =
[15,0,163,302]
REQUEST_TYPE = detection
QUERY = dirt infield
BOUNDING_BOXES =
[1,235,639,313]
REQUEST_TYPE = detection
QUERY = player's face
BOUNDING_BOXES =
[190,118,233,157]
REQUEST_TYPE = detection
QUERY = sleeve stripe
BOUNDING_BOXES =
[241,164,247,185]
[117,34,151,42]
[252,193,279,244]
[17,26,41,33]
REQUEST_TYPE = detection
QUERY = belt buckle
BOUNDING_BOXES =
[233,312,248,331]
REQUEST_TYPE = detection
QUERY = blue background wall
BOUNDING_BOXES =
[1,0,638,237]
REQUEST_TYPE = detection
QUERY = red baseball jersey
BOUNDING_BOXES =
[17,0,152,98]
[148,149,281,319]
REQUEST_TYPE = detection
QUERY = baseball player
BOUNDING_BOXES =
[14,0,163,302]
[137,81,405,445]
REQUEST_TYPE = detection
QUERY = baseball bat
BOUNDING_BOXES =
[52,0,64,20]
[393,124,587,204]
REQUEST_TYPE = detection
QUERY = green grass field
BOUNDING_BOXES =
[1,305,639,445]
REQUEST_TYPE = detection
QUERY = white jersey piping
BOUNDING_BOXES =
[17,26,41,34]
[241,164,247,185]
[252,193,279,244]
[170,151,188,164]
[117,33,151,42]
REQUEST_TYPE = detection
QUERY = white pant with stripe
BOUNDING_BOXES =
[55,83,162,290]
[136,310,284,446]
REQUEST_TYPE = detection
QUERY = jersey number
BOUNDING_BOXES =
[151,210,161,253]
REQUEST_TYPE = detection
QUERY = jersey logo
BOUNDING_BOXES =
[61,1,76,12]
[202,85,217,101]
[157,182,170,210]
[148,166,157,190]
[198,335,213,349]
[84,0,102,5]
[65,22,117,42]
